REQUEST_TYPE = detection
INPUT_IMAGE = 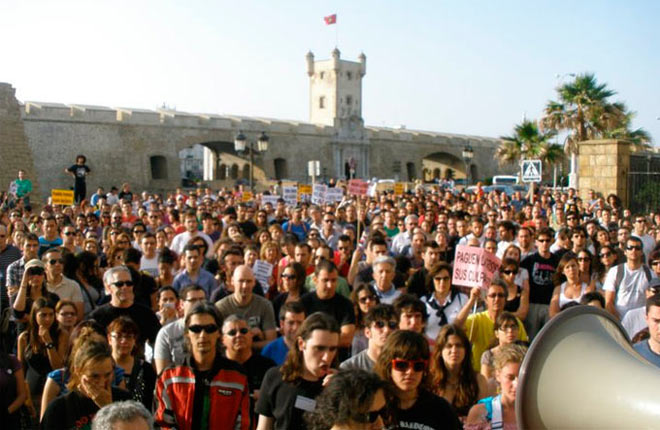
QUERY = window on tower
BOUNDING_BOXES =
[346,95,353,105]
[319,96,325,109]
[346,71,352,80]
[320,72,325,79]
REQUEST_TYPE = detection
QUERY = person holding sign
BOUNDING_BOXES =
[454,279,527,372]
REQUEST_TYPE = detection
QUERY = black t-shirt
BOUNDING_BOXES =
[300,292,356,327]
[391,389,461,430]
[406,267,430,298]
[41,387,130,430]
[241,353,276,423]
[256,367,324,430]
[118,190,133,202]
[520,251,560,305]
[88,303,161,344]
[67,164,90,185]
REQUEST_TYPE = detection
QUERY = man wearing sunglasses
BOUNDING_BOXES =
[89,266,161,346]
[340,304,397,372]
[154,284,207,374]
[42,247,84,319]
[603,236,655,320]
[632,215,656,260]
[222,314,276,424]
[519,227,559,340]
[155,303,250,430]
[456,279,527,371]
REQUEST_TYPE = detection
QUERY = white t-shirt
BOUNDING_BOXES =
[621,306,647,339]
[170,231,214,258]
[633,233,655,260]
[602,264,652,318]
[140,255,159,277]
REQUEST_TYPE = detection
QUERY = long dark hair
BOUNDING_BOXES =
[429,324,480,413]
[281,312,339,383]
[27,297,60,354]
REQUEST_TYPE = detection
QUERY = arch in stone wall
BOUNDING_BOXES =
[421,152,466,182]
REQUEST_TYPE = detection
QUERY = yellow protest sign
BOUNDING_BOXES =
[241,191,253,202]
[51,189,74,205]
[394,182,405,195]
[297,184,312,201]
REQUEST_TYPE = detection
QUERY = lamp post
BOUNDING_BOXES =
[234,130,269,191]
[462,144,474,186]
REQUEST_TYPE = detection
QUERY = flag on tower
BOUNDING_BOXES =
[324,14,337,25]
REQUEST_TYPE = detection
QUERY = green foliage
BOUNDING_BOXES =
[632,181,660,213]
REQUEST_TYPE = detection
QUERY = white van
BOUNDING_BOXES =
[492,175,519,185]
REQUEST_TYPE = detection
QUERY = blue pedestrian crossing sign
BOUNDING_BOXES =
[521,160,542,183]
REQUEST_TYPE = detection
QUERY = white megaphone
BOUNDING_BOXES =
[516,306,660,429]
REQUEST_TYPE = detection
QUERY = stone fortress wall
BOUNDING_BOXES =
[1,50,505,200]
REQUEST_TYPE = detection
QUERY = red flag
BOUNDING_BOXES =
[324,14,337,25]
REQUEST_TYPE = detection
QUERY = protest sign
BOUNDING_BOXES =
[261,195,280,207]
[311,184,327,205]
[452,245,501,290]
[253,260,273,294]
[282,186,298,206]
[348,179,368,196]
[51,189,74,205]
[325,187,344,203]
[394,182,405,196]
[241,191,253,202]
[298,184,312,202]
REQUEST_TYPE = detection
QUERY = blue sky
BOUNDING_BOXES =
[2,1,658,143]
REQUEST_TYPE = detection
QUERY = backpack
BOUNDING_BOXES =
[614,263,652,293]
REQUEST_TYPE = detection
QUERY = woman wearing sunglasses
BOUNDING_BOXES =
[430,325,489,422]
[465,344,527,430]
[350,284,380,355]
[497,258,529,321]
[305,369,390,430]
[375,330,461,430]
[422,262,468,342]
[272,262,306,323]
[479,312,525,382]
[594,244,618,289]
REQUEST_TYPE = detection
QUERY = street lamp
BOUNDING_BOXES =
[462,144,474,186]
[234,130,269,191]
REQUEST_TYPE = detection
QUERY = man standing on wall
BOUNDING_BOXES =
[65,154,91,204]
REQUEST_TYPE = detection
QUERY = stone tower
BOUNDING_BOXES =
[0,83,40,207]
[307,49,366,127]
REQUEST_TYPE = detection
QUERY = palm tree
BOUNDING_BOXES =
[540,73,651,184]
[497,119,561,180]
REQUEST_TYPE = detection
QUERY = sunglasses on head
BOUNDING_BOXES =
[188,324,219,334]
[224,327,249,336]
[392,358,427,372]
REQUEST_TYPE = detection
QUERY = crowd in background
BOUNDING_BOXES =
[1,171,660,430]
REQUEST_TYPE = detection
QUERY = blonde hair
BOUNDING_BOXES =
[493,343,527,371]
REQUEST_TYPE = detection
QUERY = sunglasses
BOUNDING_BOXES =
[599,252,612,258]
[501,269,518,275]
[188,324,219,334]
[488,293,506,299]
[537,238,551,243]
[48,259,64,265]
[626,245,642,251]
[358,295,376,304]
[63,232,76,236]
[224,327,249,336]
[27,268,45,276]
[433,276,451,282]
[354,407,387,424]
[577,257,590,262]
[112,281,134,288]
[374,320,398,330]
[281,274,296,280]
[392,359,427,372]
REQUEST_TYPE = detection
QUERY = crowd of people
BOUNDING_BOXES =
[1,169,660,430]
